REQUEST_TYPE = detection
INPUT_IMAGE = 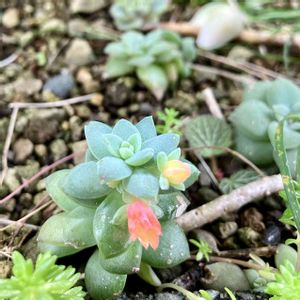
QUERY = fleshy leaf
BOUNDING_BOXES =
[93,192,130,258]
[137,65,168,100]
[85,250,127,300]
[138,262,162,287]
[84,121,112,160]
[99,241,142,275]
[185,115,232,158]
[123,169,159,200]
[125,148,154,167]
[102,133,123,157]
[136,116,157,141]
[85,149,98,162]
[63,207,96,249]
[113,119,140,140]
[97,157,132,182]
[105,58,134,77]
[46,170,77,212]
[63,161,111,200]
[38,214,83,257]
[142,220,190,268]
[142,133,180,155]
[127,133,142,152]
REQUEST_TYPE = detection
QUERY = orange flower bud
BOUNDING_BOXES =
[162,160,191,185]
[127,200,162,250]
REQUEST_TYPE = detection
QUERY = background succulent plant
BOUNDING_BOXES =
[104,30,196,99]
[0,251,85,300]
[229,79,300,176]
[110,0,170,31]
[37,116,199,300]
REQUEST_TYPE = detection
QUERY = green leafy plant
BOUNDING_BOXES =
[104,30,196,99]
[156,108,182,134]
[265,260,300,300]
[110,0,169,31]
[220,169,259,194]
[37,116,200,300]
[229,78,300,177]
[184,114,233,158]
[0,251,85,300]
[189,239,212,261]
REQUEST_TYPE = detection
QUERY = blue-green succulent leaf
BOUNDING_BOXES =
[99,241,142,275]
[136,116,157,141]
[123,169,159,200]
[63,206,96,249]
[97,157,132,182]
[128,55,154,67]
[142,220,190,268]
[127,133,142,152]
[137,65,168,100]
[183,162,200,188]
[157,152,168,171]
[102,133,123,157]
[84,121,112,160]
[142,133,180,155]
[159,176,169,190]
[38,214,83,258]
[113,119,140,140]
[85,149,98,162]
[168,148,181,160]
[46,170,78,212]
[85,250,127,300]
[63,161,111,200]
[93,192,130,258]
[125,148,154,167]
[119,147,134,160]
[105,58,134,77]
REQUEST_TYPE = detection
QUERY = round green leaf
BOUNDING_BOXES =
[112,119,140,140]
[125,148,154,167]
[63,162,111,200]
[85,250,127,300]
[135,116,157,142]
[142,220,190,268]
[185,114,233,158]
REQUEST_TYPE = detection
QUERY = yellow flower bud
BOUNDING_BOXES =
[162,160,191,185]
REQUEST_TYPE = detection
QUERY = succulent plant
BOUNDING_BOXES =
[37,116,199,300]
[229,79,300,176]
[104,30,196,99]
[0,251,85,300]
[110,0,170,31]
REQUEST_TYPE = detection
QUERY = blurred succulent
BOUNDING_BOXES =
[0,251,85,300]
[265,260,300,300]
[110,0,169,31]
[37,116,199,300]
[104,30,196,99]
[229,79,300,177]
[190,2,246,50]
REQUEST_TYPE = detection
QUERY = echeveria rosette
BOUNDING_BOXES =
[104,30,196,100]
[37,116,199,300]
[110,0,170,31]
[229,79,300,177]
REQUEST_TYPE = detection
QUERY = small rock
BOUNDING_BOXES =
[70,140,87,164]
[13,138,34,163]
[65,39,95,66]
[40,18,67,34]
[50,139,68,160]
[34,144,48,158]
[43,72,75,98]
[202,262,250,291]
[25,109,65,143]
[74,105,91,119]
[0,260,12,279]
[15,115,29,134]
[68,18,88,37]
[3,169,20,192]
[218,221,238,239]
[0,185,9,199]
[19,31,35,47]
[70,0,108,13]
[90,93,103,107]
[0,78,42,96]
[2,8,20,28]
[15,160,40,179]
[76,67,93,83]
[69,116,83,141]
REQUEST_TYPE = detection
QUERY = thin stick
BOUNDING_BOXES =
[9,93,97,109]
[0,52,18,68]
[202,87,224,119]
[177,174,283,232]
[0,153,75,205]
[0,219,40,231]
[183,145,265,176]
[0,107,19,185]
[192,64,256,85]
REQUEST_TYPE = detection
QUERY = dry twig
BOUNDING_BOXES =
[202,87,224,119]
[177,174,283,232]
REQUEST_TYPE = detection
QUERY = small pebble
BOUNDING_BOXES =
[2,8,20,28]
[13,138,34,163]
